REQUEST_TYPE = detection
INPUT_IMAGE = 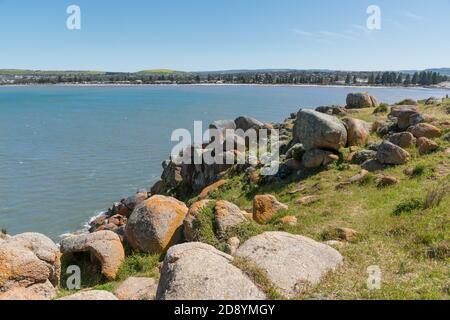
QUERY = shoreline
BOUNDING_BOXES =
[1,82,449,90]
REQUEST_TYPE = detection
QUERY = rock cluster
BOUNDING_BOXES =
[0,233,61,300]
[346,92,379,109]
[156,242,266,300]
[60,231,125,280]
[125,195,189,254]
[235,232,343,298]
[151,116,272,195]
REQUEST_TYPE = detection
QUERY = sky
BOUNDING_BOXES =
[0,0,449,72]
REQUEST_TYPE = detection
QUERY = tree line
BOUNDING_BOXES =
[1,70,448,86]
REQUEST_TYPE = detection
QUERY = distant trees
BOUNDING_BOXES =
[3,69,447,86]
[345,74,352,85]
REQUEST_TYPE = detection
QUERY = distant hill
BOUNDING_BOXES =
[424,68,450,76]
[136,69,187,75]
[0,69,105,76]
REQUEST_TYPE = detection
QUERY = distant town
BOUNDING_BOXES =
[1,68,449,87]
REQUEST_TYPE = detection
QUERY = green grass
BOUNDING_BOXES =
[179,99,450,300]
[232,258,286,300]
[188,201,220,247]
[57,99,450,300]
[57,251,162,298]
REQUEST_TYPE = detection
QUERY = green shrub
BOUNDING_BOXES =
[396,99,417,106]
[392,198,423,216]
[1,228,7,235]
[117,253,161,280]
[373,103,389,114]
[424,185,449,209]
[411,164,426,178]
[426,242,450,260]
[189,201,220,247]
[223,222,265,244]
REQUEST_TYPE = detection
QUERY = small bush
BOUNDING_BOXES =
[392,198,423,216]
[426,242,450,260]
[373,103,389,114]
[424,185,449,209]
[223,222,265,243]
[358,173,376,186]
[411,164,426,178]
[396,99,417,106]
[443,132,450,143]
[1,228,7,235]
[117,253,161,280]
[189,202,220,247]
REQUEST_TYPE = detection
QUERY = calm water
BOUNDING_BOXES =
[1,85,448,239]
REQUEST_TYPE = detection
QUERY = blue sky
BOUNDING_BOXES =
[0,0,449,72]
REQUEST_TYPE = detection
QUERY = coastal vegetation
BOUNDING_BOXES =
[0,68,448,87]
[1,94,449,300]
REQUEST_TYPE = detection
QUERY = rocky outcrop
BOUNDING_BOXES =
[316,105,348,116]
[409,123,442,139]
[60,231,125,280]
[294,109,347,152]
[346,93,379,109]
[387,132,416,149]
[225,237,240,255]
[389,105,421,130]
[377,141,410,165]
[156,242,266,300]
[114,277,158,300]
[0,280,56,300]
[280,216,298,226]
[199,179,227,199]
[361,159,386,172]
[0,233,61,299]
[214,200,248,236]
[296,195,320,206]
[253,195,288,224]
[234,116,265,131]
[59,290,118,300]
[125,195,188,254]
[343,118,371,147]
[235,232,343,298]
[376,175,399,187]
[416,137,439,155]
[183,200,247,241]
[302,149,339,168]
[351,150,377,165]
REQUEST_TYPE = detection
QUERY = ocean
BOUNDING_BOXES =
[1,84,448,239]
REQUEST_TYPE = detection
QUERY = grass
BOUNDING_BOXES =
[392,198,423,216]
[396,99,417,105]
[179,98,450,300]
[373,103,389,114]
[232,258,285,300]
[57,251,162,298]
[58,98,450,300]
[189,201,221,247]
